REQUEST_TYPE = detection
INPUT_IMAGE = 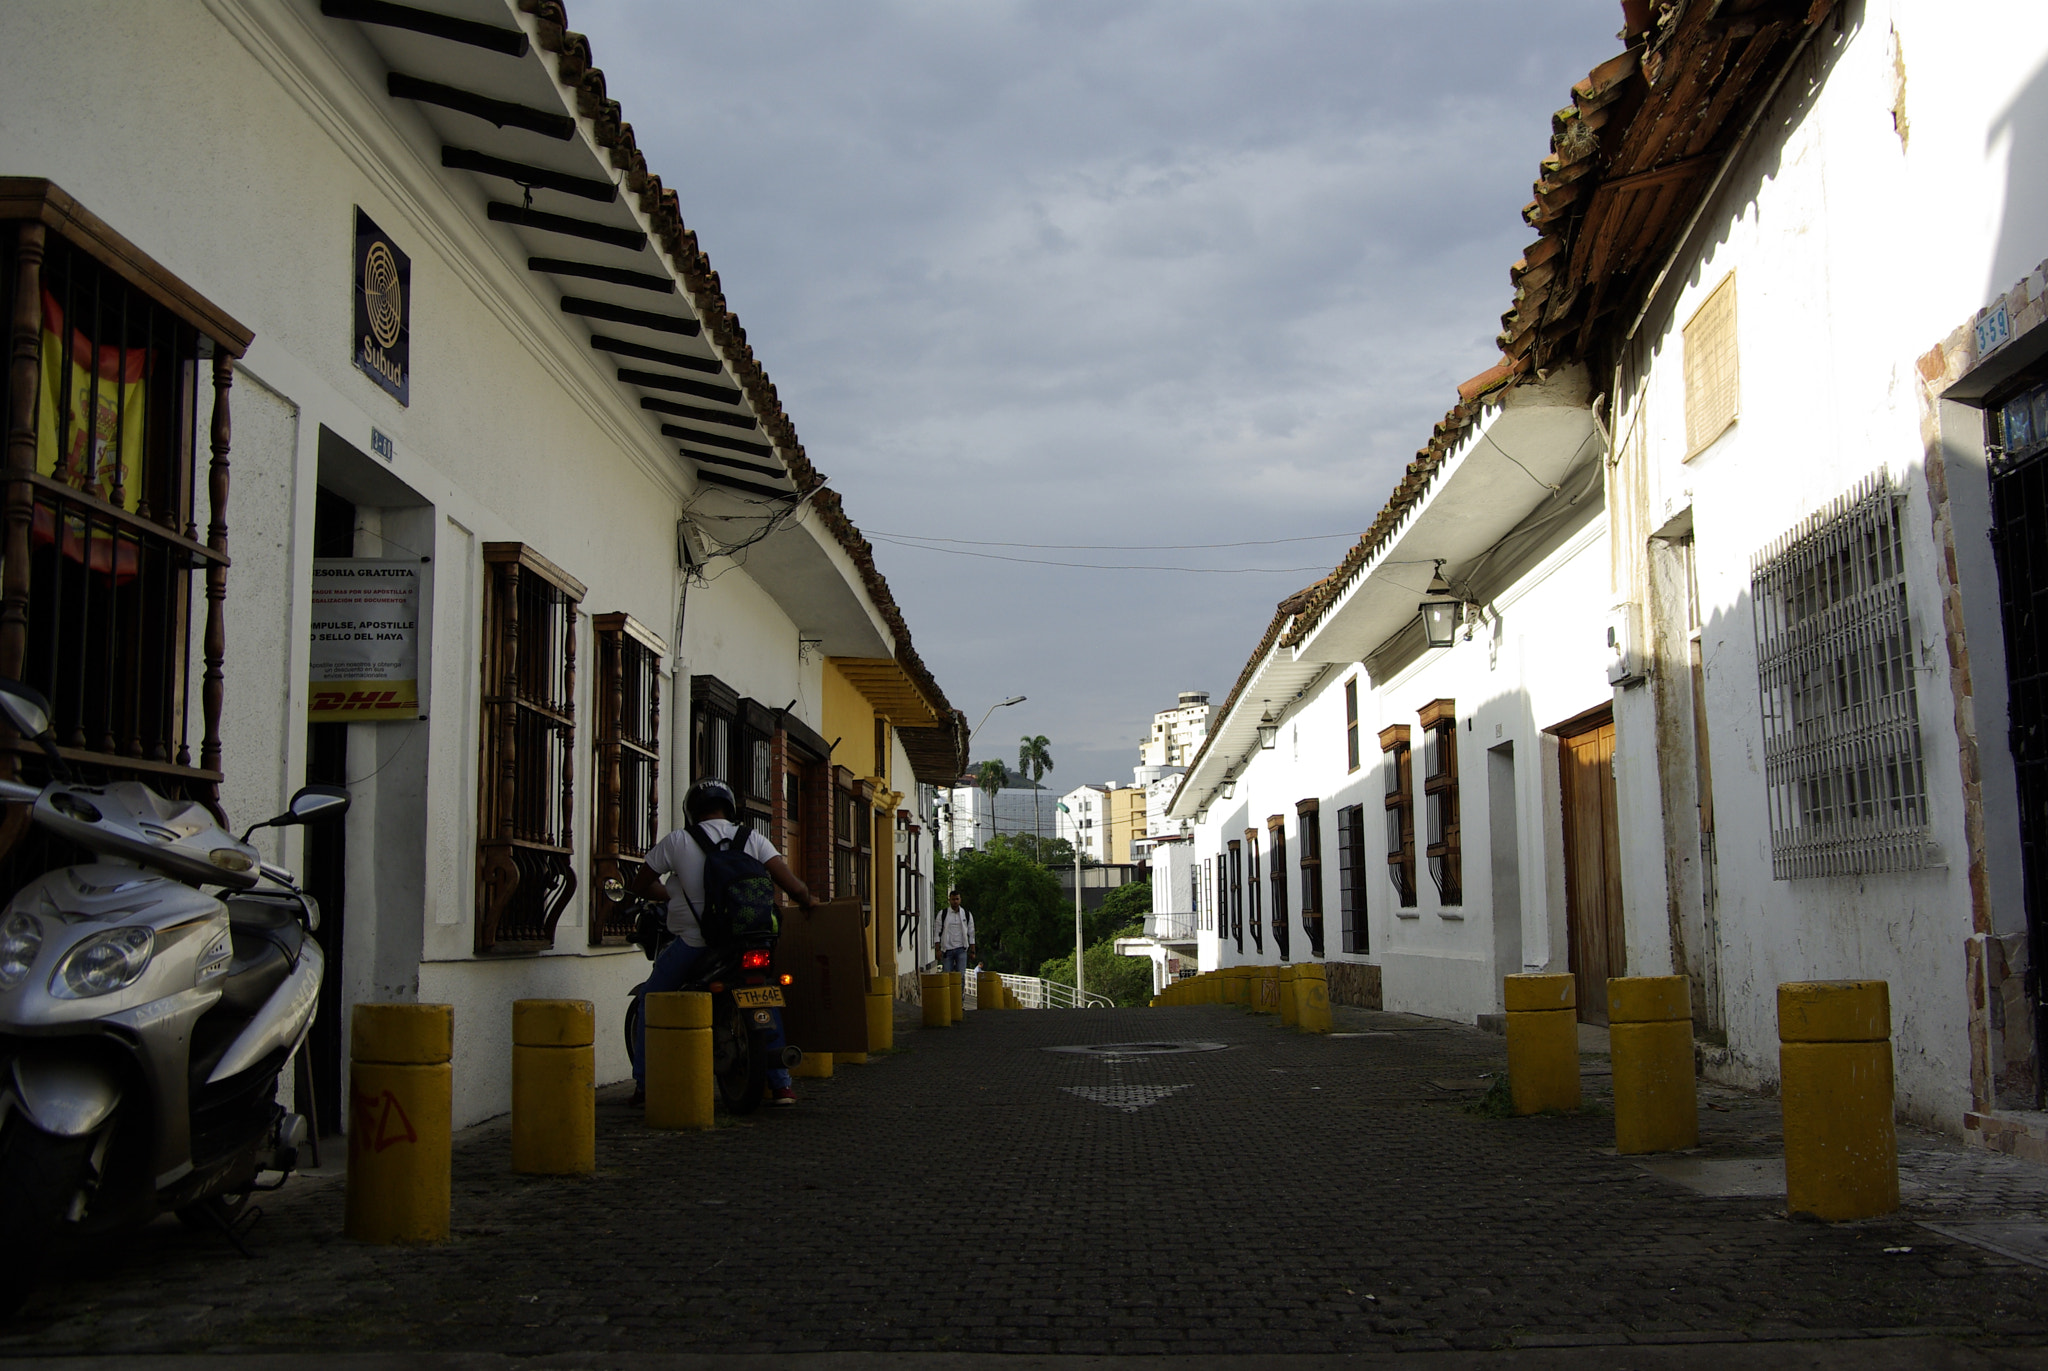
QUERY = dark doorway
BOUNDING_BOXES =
[303,486,355,1133]
[1558,710,1625,1026]
[1987,375,2048,1087]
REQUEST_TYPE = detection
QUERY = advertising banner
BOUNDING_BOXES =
[353,208,410,405]
[309,558,419,723]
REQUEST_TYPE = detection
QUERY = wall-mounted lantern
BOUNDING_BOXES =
[1257,706,1279,750]
[1220,770,1237,800]
[1419,560,1463,650]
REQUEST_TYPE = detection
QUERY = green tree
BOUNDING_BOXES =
[1018,734,1054,843]
[1088,879,1151,947]
[1038,939,1156,1007]
[986,831,1085,869]
[972,758,1006,848]
[949,843,1068,973]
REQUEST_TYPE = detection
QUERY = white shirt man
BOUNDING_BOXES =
[643,818,780,947]
[934,892,977,973]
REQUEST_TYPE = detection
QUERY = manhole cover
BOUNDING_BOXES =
[1043,1041,1229,1057]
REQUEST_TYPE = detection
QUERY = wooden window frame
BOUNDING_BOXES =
[476,542,585,954]
[0,181,250,842]
[1380,723,1416,908]
[1227,840,1243,953]
[1420,698,1461,906]
[1297,797,1324,958]
[1684,270,1738,458]
[1336,801,1367,953]
[1344,677,1360,772]
[1244,827,1263,954]
[589,613,664,947]
[1267,815,1289,960]
[833,765,873,922]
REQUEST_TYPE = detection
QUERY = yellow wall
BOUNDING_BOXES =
[822,660,895,975]
[1108,788,1146,864]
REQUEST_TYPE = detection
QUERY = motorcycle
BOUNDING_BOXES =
[0,679,347,1313]
[610,879,800,1115]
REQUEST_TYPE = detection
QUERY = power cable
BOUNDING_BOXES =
[867,535,1331,574]
[868,530,1361,551]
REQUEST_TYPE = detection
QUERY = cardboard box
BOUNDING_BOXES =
[776,899,871,1054]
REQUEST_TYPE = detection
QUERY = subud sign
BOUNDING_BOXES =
[309,559,419,723]
[353,208,410,405]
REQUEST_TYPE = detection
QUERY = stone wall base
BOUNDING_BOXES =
[1326,961,1383,1010]
[1966,1109,2048,1164]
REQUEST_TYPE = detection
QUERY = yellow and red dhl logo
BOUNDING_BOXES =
[313,689,406,712]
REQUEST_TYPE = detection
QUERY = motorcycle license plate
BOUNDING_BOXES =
[733,986,784,1009]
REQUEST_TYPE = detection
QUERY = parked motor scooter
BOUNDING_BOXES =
[611,880,800,1114]
[0,679,348,1315]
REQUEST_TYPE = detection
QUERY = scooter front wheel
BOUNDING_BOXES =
[713,1004,765,1115]
[0,1116,93,1317]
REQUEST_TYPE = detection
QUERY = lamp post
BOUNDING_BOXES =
[1060,800,1084,1003]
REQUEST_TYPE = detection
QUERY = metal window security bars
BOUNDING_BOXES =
[590,613,663,946]
[1750,470,1928,879]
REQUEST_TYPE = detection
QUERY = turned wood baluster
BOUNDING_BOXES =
[1,223,46,783]
[199,350,230,788]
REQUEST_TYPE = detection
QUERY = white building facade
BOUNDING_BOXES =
[1139,690,1211,768]
[1169,0,2048,1144]
[0,0,963,1129]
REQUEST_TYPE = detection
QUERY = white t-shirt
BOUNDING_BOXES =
[644,820,781,947]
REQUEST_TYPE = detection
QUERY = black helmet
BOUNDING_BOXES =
[685,777,738,822]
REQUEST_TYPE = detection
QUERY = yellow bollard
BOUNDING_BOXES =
[511,999,594,1175]
[1207,973,1224,1005]
[1608,976,1697,1154]
[867,974,894,1051]
[1296,963,1331,1034]
[345,1003,452,1244]
[921,972,950,1027]
[979,970,1005,1010]
[1227,966,1250,1007]
[949,972,965,1022]
[794,1049,833,1078]
[1279,964,1300,1028]
[1504,974,1580,1115]
[1255,966,1280,1014]
[644,991,714,1131]
[1780,980,1898,1220]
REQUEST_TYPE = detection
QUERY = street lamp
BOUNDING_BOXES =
[1257,706,1279,750]
[1419,560,1463,650]
[1220,769,1237,801]
[958,696,1024,855]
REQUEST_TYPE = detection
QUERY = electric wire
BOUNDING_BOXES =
[868,530,1361,551]
[867,534,1331,574]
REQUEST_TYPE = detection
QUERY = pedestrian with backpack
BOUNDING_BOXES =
[622,778,818,1107]
[934,889,976,974]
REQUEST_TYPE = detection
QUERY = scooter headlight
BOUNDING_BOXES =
[53,927,154,998]
[0,911,41,990]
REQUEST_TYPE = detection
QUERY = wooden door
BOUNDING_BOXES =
[1559,716,1625,1025]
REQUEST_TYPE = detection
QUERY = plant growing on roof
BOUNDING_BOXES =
[1019,734,1054,843]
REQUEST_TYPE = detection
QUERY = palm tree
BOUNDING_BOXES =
[1019,735,1054,846]
[975,758,1006,848]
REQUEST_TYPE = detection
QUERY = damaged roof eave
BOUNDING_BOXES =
[1287,374,1600,669]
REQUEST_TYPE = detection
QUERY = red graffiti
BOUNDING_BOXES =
[349,1088,419,1152]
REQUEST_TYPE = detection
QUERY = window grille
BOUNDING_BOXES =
[1992,376,2048,476]
[1750,471,1928,879]
[0,183,247,847]
[590,613,663,947]
[1684,272,1738,456]
[1267,815,1289,960]
[1227,841,1243,952]
[1344,677,1360,771]
[1337,802,1367,953]
[1380,725,1416,907]
[477,543,583,952]
[1420,699,1461,905]
[1297,797,1324,957]
[833,766,873,917]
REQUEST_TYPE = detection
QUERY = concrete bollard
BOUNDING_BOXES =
[1504,974,1580,1115]
[979,970,1005,1010]
[867,974,894,1051]
[511,999,594,1175]
[921,972,950,1027]
[1780,980,1898,1221]
[345,1003,453,1244]
[1607,976,1697,1154]
[1279,964,1301,1028]
[794,1049,834,1079]
[1296,963,1332,1034]
[644,991,714,1131]
[949,972,965,1022]
[1255,966,1280,1014]
[1227,966,1251,1007]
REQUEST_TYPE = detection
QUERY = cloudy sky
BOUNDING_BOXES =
[571,0,1625,787]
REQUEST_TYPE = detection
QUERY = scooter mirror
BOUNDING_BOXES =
[284,784,351,823]
[602,876,627,901]
[0,678,54,745]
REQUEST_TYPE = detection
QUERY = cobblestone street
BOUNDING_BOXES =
[8,1003,2048,1364]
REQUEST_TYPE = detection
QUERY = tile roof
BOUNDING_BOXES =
[519,1,965,781]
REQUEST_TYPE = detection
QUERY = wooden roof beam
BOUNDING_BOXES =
[322,0,529,56]
[441,146,616,202]
[387,72,574,140]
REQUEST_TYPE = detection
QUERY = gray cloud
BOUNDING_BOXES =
[570,0,1623,782]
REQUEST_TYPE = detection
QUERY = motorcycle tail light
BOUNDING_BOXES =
[53,926,154,998]
[740,949,772,970]
[0,911,41,990]
[779,973,793,986]
[708,982,725,994]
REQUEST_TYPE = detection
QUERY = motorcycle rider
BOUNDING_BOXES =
[622,778,817,1107]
